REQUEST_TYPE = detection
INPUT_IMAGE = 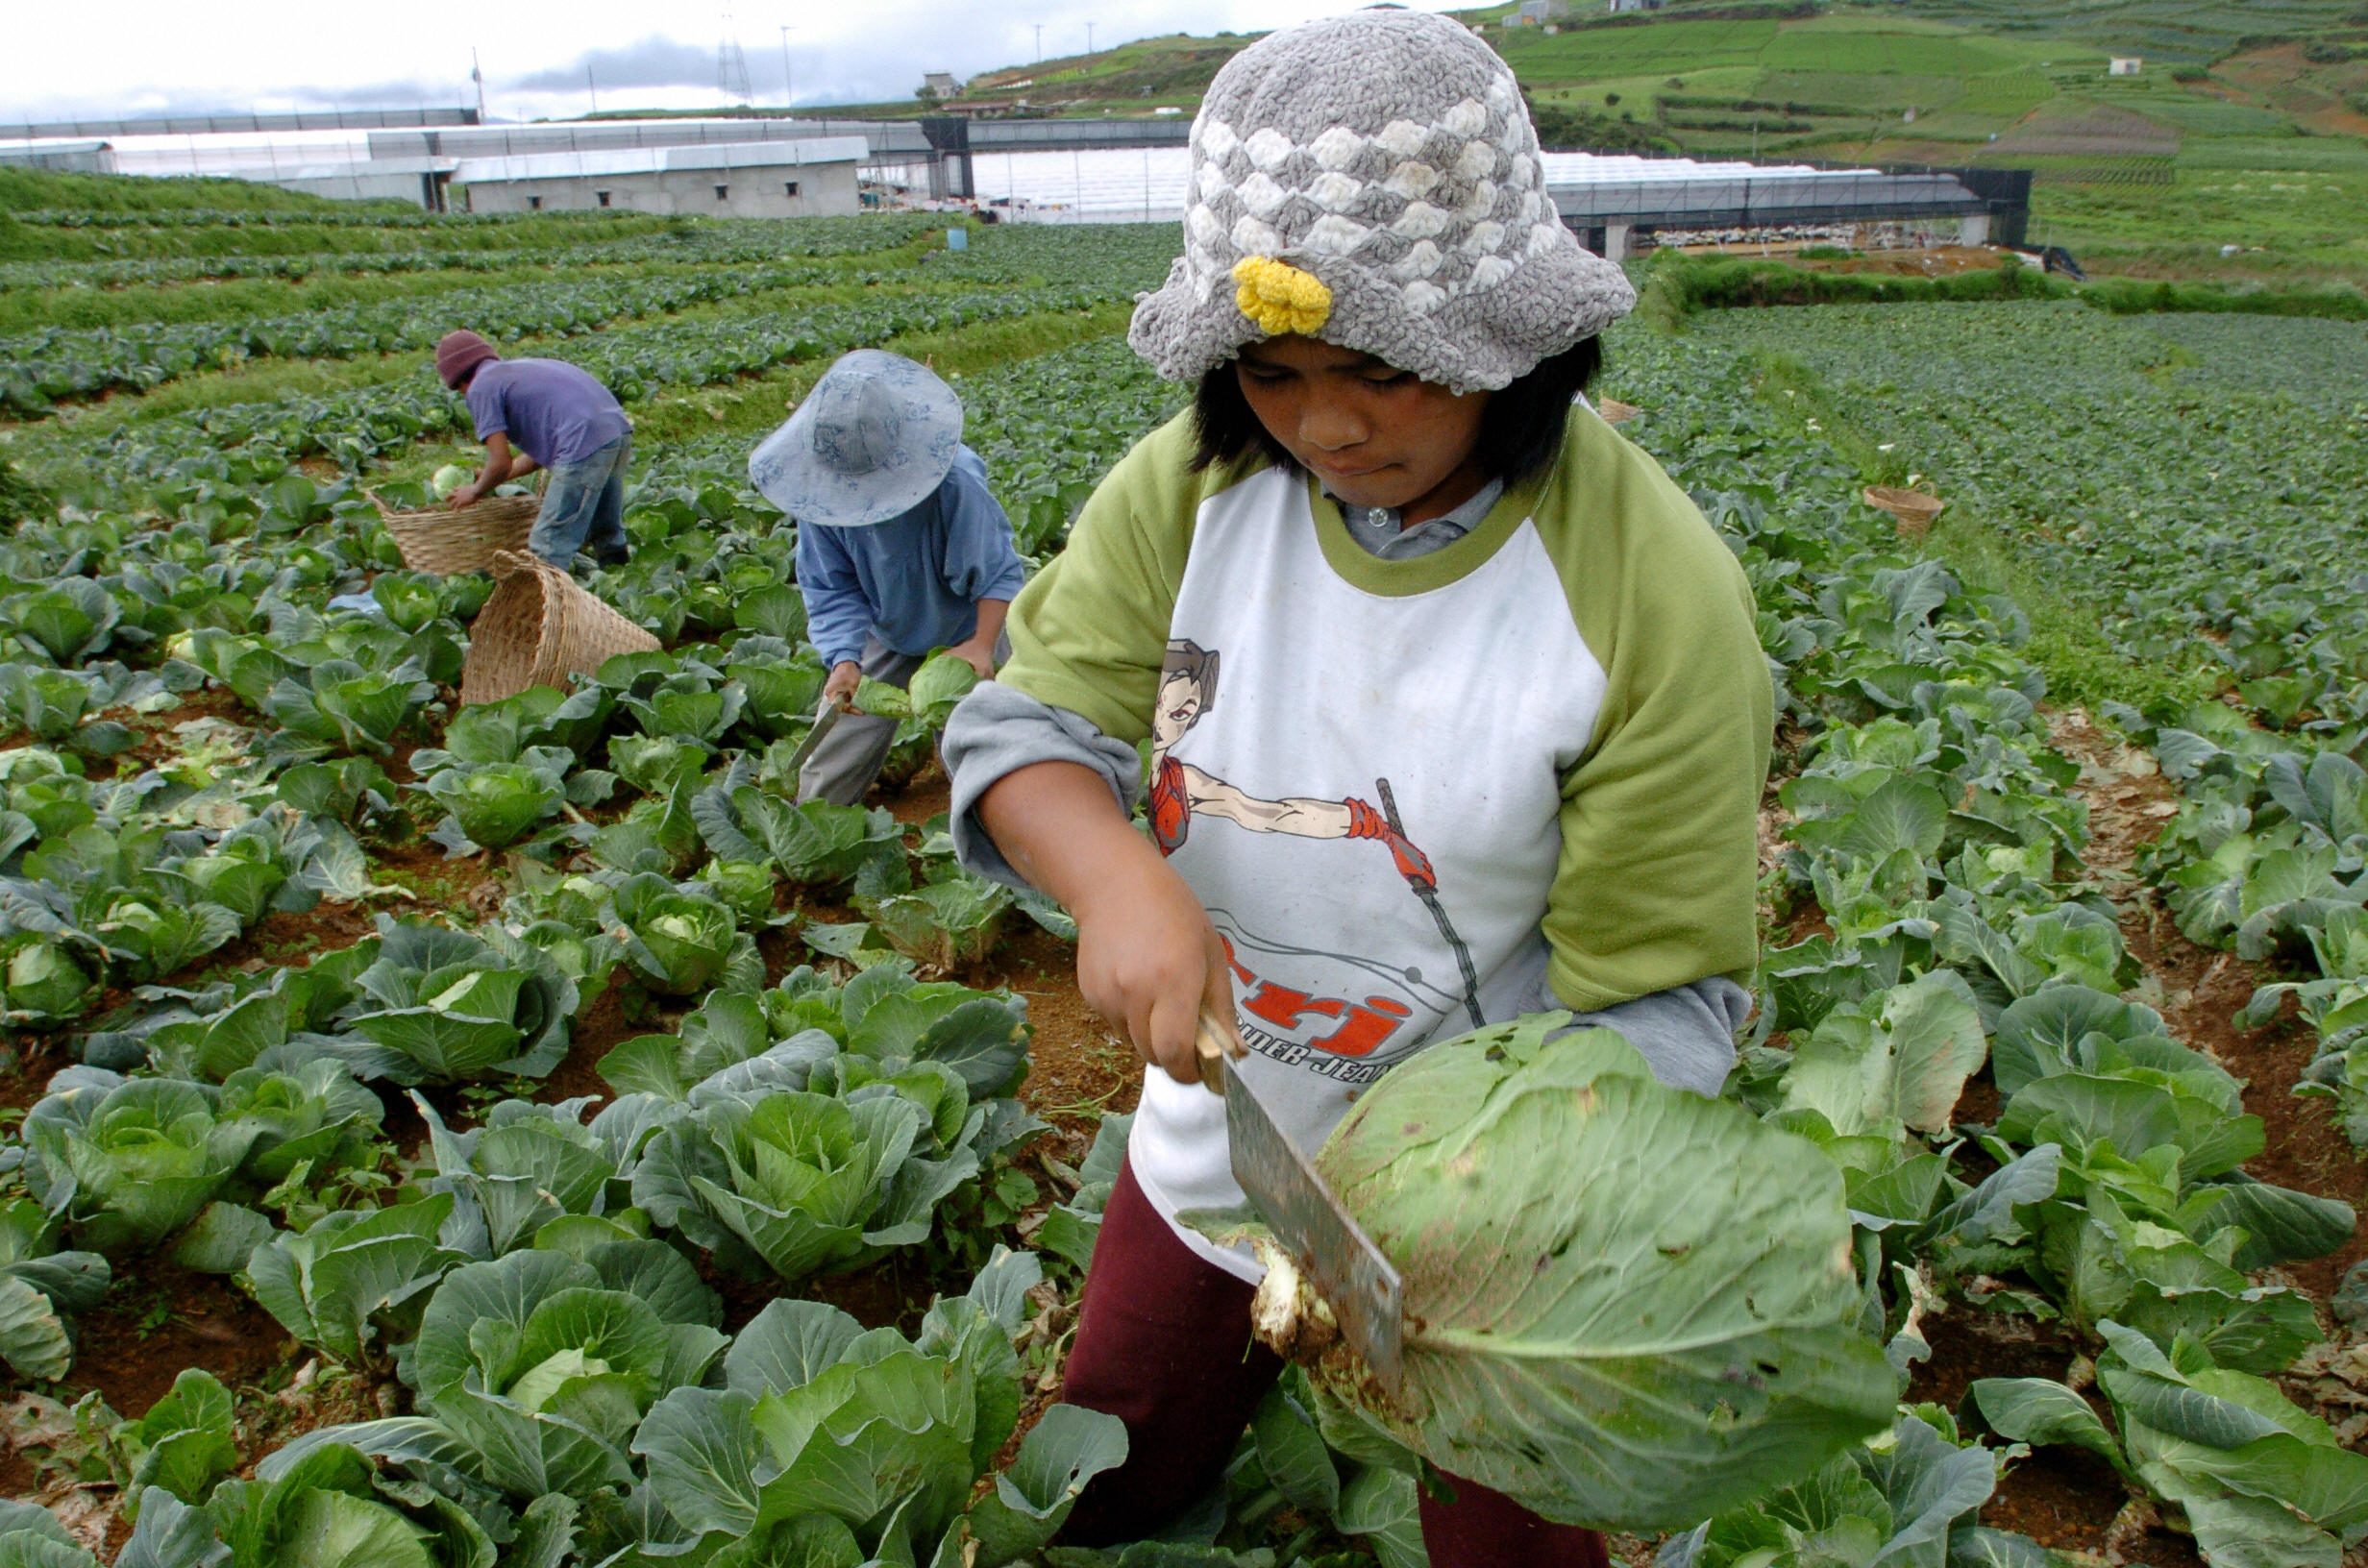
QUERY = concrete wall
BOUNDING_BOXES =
[460,159,858,218]
[264,169,445,208]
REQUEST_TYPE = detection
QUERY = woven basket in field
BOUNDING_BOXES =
[1862,484,1945,538]
[459,550,658,706]
[375,493,540,577]
[1597,398,1640,425]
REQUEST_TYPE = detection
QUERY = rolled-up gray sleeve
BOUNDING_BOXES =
[1532,974,1751,1098]
[942,681,1145,888]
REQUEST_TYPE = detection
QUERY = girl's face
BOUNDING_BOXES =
[1234,336,1490,521]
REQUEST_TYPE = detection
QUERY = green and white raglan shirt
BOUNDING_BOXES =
[945,402,1771,1279]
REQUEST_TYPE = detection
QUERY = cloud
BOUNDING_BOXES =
[511,36,715,94]
[2,0,1468,130]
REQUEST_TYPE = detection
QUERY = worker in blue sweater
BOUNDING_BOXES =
[749,350,1026,805]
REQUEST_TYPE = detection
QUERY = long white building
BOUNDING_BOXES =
[451,137,866,218]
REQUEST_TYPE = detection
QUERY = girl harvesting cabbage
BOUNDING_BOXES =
[943,12,1770,1562]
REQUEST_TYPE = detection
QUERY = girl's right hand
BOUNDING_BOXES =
[1073,853,1243,1087]
[978,759,1245,1087]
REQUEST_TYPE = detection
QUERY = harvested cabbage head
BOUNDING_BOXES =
[1207,1017,1895,1531]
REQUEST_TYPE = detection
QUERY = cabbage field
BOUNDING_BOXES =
[0,196,2362,1568]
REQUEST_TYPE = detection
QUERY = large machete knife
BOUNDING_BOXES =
[1196,1012,1406,1396]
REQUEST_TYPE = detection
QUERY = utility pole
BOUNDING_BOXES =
[587,64,599,114]
[1034,24,1043,62]
[471,47,487,122]
[778,25,795,113]
[1086,21,1095,53]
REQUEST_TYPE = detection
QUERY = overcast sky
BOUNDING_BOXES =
[5,0,1467,125]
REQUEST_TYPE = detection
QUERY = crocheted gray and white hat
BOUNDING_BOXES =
[1128,9,1634,395]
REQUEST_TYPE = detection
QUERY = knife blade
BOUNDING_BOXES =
[1196,1012,1406,1395]
[779,693,853,779]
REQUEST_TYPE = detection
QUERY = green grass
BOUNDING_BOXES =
[1493,18,1784,82]
[1759,20,2030,76]
[2176,135,2368,172]
[0,167,376,215]
[2030,164,2368,259]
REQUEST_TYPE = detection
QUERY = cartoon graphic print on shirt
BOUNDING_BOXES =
[1150,638,1484,1061]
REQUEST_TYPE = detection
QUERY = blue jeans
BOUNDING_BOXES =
[530,433,630,566]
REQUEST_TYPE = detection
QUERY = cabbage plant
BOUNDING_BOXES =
[215,1054,384,1186]
[606,872,756,997]
[1977,1321,2368,1568]
[117,1368,240,1510]
[0,1198,108,1383]
[246,1192,467,1364]
[723,636,826,741]
[629,1058,986,1283]
[21,1070,259,1253]
[1664,1409,2012,1568]
[332,916,576,1084]
[629,1247,1124,1565]
[857,866,1015,973]
[295,1246,728,1506]
[413,754,568,853]
[0,933,96,1025]
[2,577,123,665]
[599,961,1034,1105]
[694,786,901,887]
[116,1435,501,1568]
[412,1094,620,1259]
[1215,1016,1896,1532]
[408,682,609,772]
[263,656,434,757]
[0,1500,103,1567]
[853,650,978,729]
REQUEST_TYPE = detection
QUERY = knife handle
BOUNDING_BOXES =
[1195,1009,1240,1096]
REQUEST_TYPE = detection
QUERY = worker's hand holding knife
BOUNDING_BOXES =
[822,660,863,707]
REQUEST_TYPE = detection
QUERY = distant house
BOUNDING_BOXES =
[2109,56,2142,76]
[1607,0,1662,13]
[923,71,965,99]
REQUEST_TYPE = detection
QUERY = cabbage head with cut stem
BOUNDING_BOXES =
[1208,1016,1897,1533]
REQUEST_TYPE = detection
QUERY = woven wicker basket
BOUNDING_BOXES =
[376,493,540,577]
[1597,398,1640,425]
[459,550,659,706]
[1862,484,1946,538]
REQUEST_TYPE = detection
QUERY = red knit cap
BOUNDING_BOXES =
[434,330,500,388]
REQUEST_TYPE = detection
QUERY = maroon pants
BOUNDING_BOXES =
[1058,1158,1610,1568]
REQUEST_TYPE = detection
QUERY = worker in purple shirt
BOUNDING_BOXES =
[749,350,1027,806]
[433,330,633,571]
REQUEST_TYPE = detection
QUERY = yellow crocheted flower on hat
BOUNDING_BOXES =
[1232,257,1332,336]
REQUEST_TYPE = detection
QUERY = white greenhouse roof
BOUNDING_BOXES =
[452,136,866,185]
[956,146,1935,227]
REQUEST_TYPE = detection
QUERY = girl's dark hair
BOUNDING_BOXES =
[1190,335,1605,486]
